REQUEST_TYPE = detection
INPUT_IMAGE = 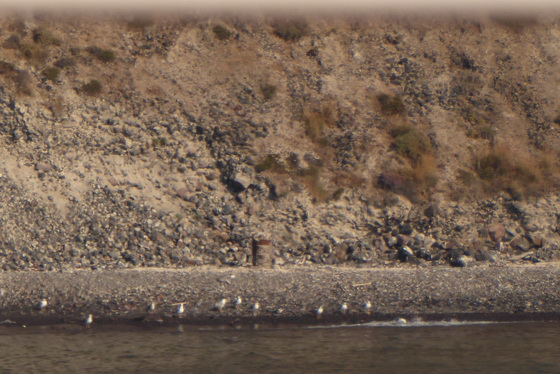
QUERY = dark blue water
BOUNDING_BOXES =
[0,321,559,373]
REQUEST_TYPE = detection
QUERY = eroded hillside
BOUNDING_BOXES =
[1,13,560,270]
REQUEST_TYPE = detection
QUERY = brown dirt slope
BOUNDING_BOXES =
[0,13,559,270]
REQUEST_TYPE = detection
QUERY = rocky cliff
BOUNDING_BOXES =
[0,13,560,271]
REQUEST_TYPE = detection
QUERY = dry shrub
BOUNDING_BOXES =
[86,46,116,63]
[457,169,477,186]
[19,43,49,64]
[54,57,76,69]
[490,15,538,32]
[152,137,168,149]
[378,155,438,203]
[3,34,21,49]
[0,61,17,75]
[80,80,102,96]
[303,102,339,143]
[32,28,60,46]
[299,166,329,202]
[14,70,32,95]
[42,67,60,82]
[334,170,366,189]
[213,25,232,41]
[255,153,335,202]
[261,84,277,101]
[377,93,404,115]
[48,96,65,118]
[146,85,165,97]
[255,154,285,173]
[273,20,309,42]
[472,145,559,199]
[467,125,496,141]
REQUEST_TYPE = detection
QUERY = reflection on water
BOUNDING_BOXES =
[0,321,559,373]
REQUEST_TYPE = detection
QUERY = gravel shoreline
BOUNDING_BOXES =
[0,263,559,327]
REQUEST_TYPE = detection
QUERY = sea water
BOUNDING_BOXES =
[0,321,559,373]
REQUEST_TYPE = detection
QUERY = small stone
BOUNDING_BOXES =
[397,235,411,247]
[488,223,505,242]
[450,255,468,267]
[400,223,413,235]
[527,233,544,248]
[108,177,118,186]
[397,246,414,262]
[35,163,53,173]
[474,249,496,262]
[516,238,532,252]
[176,187,190,200]
[424,204,439,218]
[373,238,388,252]
[401,246,414,256]
[230,173,252,192]
[524,223,539,232]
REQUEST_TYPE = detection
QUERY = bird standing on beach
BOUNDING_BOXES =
[364,301,372,314]
[252,302,260,316]
[214,298,227,312]
[340,303,348,314]
[39,299,48,311]
[148,301,156,313]
[176,303,185,317]
[85,314,93,328]
[397,318,407,324]
[316,306,324,319]
[234,296,242,309]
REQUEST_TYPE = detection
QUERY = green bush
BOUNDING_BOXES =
[273,21,309,42]
[213,25,232,41]
[86,46,116,63]
[32,28,59,46]
[255,154,283,173]
[390,126,431,163]
[261,84,277,101]
[54,57,76,69]
[378,94,405,115]
[152,137,168,148]
[43,67,60,82]
[81,80,102,96]
[467,125,496,140]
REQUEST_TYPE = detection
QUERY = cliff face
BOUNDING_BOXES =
[0,13,560,270]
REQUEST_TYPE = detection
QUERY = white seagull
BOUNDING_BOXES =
[364,301,372,313]
[215,298,227,312]
[85,314,93,328]
[177,303,185,316]
[397,317,407,324]
[148,301,156,313]
[340,303,348,314]
[252,302,260,316]
[234,296,242,309]
[316,306,324,319]
[39,299,48,311]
